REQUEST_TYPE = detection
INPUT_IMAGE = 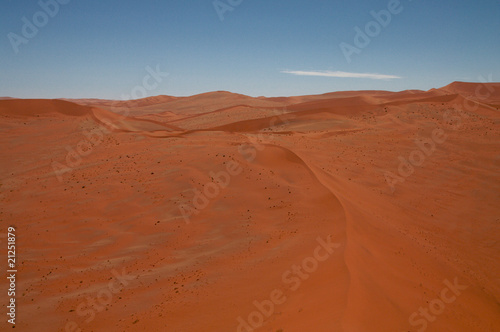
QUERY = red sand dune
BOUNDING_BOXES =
[0,83,499,332]
[439,81,500,102]
[62,95,180,108]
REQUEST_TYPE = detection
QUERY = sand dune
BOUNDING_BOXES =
[0,99,92,117]
[440,81,500,101]
[0,99,184,136]
[62,95,179,108]
[1,83,499,332]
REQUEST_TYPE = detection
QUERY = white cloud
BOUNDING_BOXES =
[281,70,401,80]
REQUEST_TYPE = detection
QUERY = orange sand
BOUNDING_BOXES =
[0,82,499,331]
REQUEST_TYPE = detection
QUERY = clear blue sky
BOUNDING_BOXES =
[1,0,499,99]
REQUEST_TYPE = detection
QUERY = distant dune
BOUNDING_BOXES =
[0,99,92,117]
[1,82,499,332]
[439,81,500,104]
[61,94,179,108]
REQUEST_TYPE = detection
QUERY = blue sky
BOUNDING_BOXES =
[1,0,499,99]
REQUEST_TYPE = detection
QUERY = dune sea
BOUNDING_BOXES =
[0,82,499,331]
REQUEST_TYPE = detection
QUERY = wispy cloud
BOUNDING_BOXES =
[281,70,401,80]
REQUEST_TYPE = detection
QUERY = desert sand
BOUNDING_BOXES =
[1,82,499,331]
